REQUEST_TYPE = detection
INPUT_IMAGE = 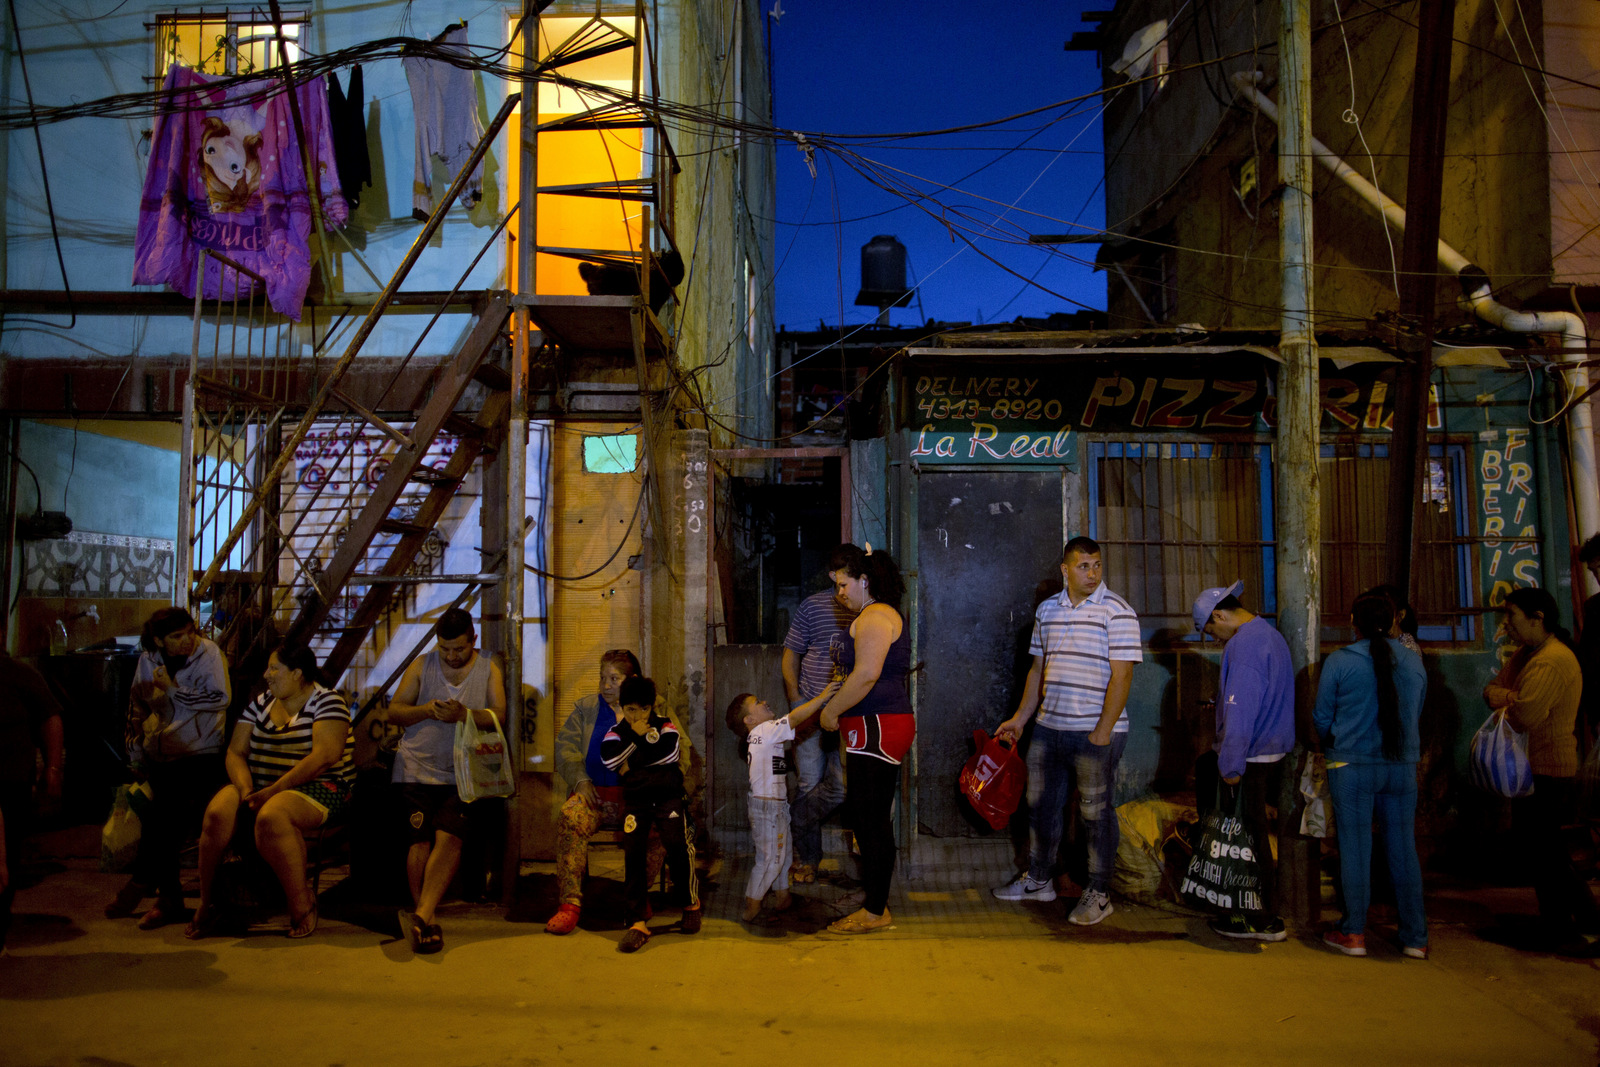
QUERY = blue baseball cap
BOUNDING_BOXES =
[1193,580,1244,633]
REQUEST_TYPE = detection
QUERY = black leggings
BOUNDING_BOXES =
[844,752,901,916]
[135,754,227,901]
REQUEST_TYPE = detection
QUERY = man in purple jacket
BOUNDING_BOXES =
[1193,580,1296,942]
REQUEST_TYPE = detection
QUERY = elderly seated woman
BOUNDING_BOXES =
[547,648,683,934]
[184,643,354,939]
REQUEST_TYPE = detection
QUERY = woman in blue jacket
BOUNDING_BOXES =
[1313,591,1429,958]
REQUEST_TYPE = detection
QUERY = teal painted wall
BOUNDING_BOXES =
[17,421,178,541]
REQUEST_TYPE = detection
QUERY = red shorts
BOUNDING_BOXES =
[839,714,915,765]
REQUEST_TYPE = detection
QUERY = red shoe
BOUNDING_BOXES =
[544,903,580,935]
[1322,930,1367,956]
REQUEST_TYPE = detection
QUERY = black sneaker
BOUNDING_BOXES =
[1209,914,1255,940]
[679,907,702,935]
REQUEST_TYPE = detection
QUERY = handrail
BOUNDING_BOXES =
[189,91,522,604]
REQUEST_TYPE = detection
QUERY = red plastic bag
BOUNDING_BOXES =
[959,730,1026,830]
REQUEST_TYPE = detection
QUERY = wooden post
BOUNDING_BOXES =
[1275,0,1322,927]
[503,0,537,902]
[1385,0,1458,600]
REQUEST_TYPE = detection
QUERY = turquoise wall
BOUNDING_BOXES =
[17,421,178,541]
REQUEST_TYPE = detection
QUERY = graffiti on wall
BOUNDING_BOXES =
[280,423,466,646]
[1477,427,1540,605]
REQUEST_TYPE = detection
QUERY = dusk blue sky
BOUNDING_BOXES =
[766,1,1112,332]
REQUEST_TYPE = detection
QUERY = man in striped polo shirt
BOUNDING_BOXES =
[994,536,1142,926]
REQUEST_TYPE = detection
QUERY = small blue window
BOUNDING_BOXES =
[583,434,638,474]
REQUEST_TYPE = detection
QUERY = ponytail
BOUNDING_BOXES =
[1351,592,1403,761]
[841,549,907,611]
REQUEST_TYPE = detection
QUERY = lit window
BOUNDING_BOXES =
[583,434,638,473]
[155,12,306,79]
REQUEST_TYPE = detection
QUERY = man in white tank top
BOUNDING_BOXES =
[386,608,507,953]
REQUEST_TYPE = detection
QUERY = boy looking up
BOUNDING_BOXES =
[725,682,839,924]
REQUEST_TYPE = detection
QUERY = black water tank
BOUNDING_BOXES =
[854,235,912,307]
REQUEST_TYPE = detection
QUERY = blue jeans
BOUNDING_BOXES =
[794,731,825,795]
[1328,761,1427,949]
[1024,727,1126,893]
[791,747,846,866]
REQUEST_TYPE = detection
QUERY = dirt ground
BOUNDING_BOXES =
[1,829,1596,1067]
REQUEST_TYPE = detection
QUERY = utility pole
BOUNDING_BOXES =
[502,0,536,903]
[1385,0,1458,601]
[1275,0,1321,926]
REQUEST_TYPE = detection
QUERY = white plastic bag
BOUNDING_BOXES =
[1298,752,1333,838]
[100,781,154,872]
[453,712,515,802]
[1468,709,1534,798]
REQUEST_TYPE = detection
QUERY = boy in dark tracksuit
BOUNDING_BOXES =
[600,675,700,953]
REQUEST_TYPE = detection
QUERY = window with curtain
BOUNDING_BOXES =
[1320,441,1476,641]
[1089,440,1275,632]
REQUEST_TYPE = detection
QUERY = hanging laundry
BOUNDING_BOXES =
[403,23,486,221]
[327,65,371,208]
[133,66,348,321]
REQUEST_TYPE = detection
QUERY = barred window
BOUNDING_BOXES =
[1089,440,1275,633]
[1320,441,1476,642]
[1089,437,1478,644]
[152,10,307,79]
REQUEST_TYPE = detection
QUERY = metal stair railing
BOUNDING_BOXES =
[185,92,522,614]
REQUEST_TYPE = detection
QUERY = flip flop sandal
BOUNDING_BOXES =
[399,909,424,951]
[416,923,444,955]
[742,911,783,927]
[183,904,226,941]
[826,912,892,935]
[288,905,318,939]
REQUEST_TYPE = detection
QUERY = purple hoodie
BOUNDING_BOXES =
[1215,615,1297,779]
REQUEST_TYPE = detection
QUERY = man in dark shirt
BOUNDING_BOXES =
[0,653,66,949]
[601,676,699,953]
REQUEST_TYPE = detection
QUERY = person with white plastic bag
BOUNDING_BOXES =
[385,608,506,954]
[1485,587,1599,953]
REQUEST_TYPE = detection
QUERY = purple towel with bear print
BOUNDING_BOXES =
[134,66,348,321]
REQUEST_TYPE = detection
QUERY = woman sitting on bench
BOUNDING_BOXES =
[185,643,353,939]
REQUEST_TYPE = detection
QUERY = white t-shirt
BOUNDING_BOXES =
[745,717,795,800]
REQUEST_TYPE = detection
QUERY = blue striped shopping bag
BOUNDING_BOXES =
[1468,709,1534,798]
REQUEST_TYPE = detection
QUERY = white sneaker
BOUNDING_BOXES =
[993,874,1057,902]
[1068,889,1114,925]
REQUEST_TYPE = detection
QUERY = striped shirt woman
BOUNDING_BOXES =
[240,682,355,819]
